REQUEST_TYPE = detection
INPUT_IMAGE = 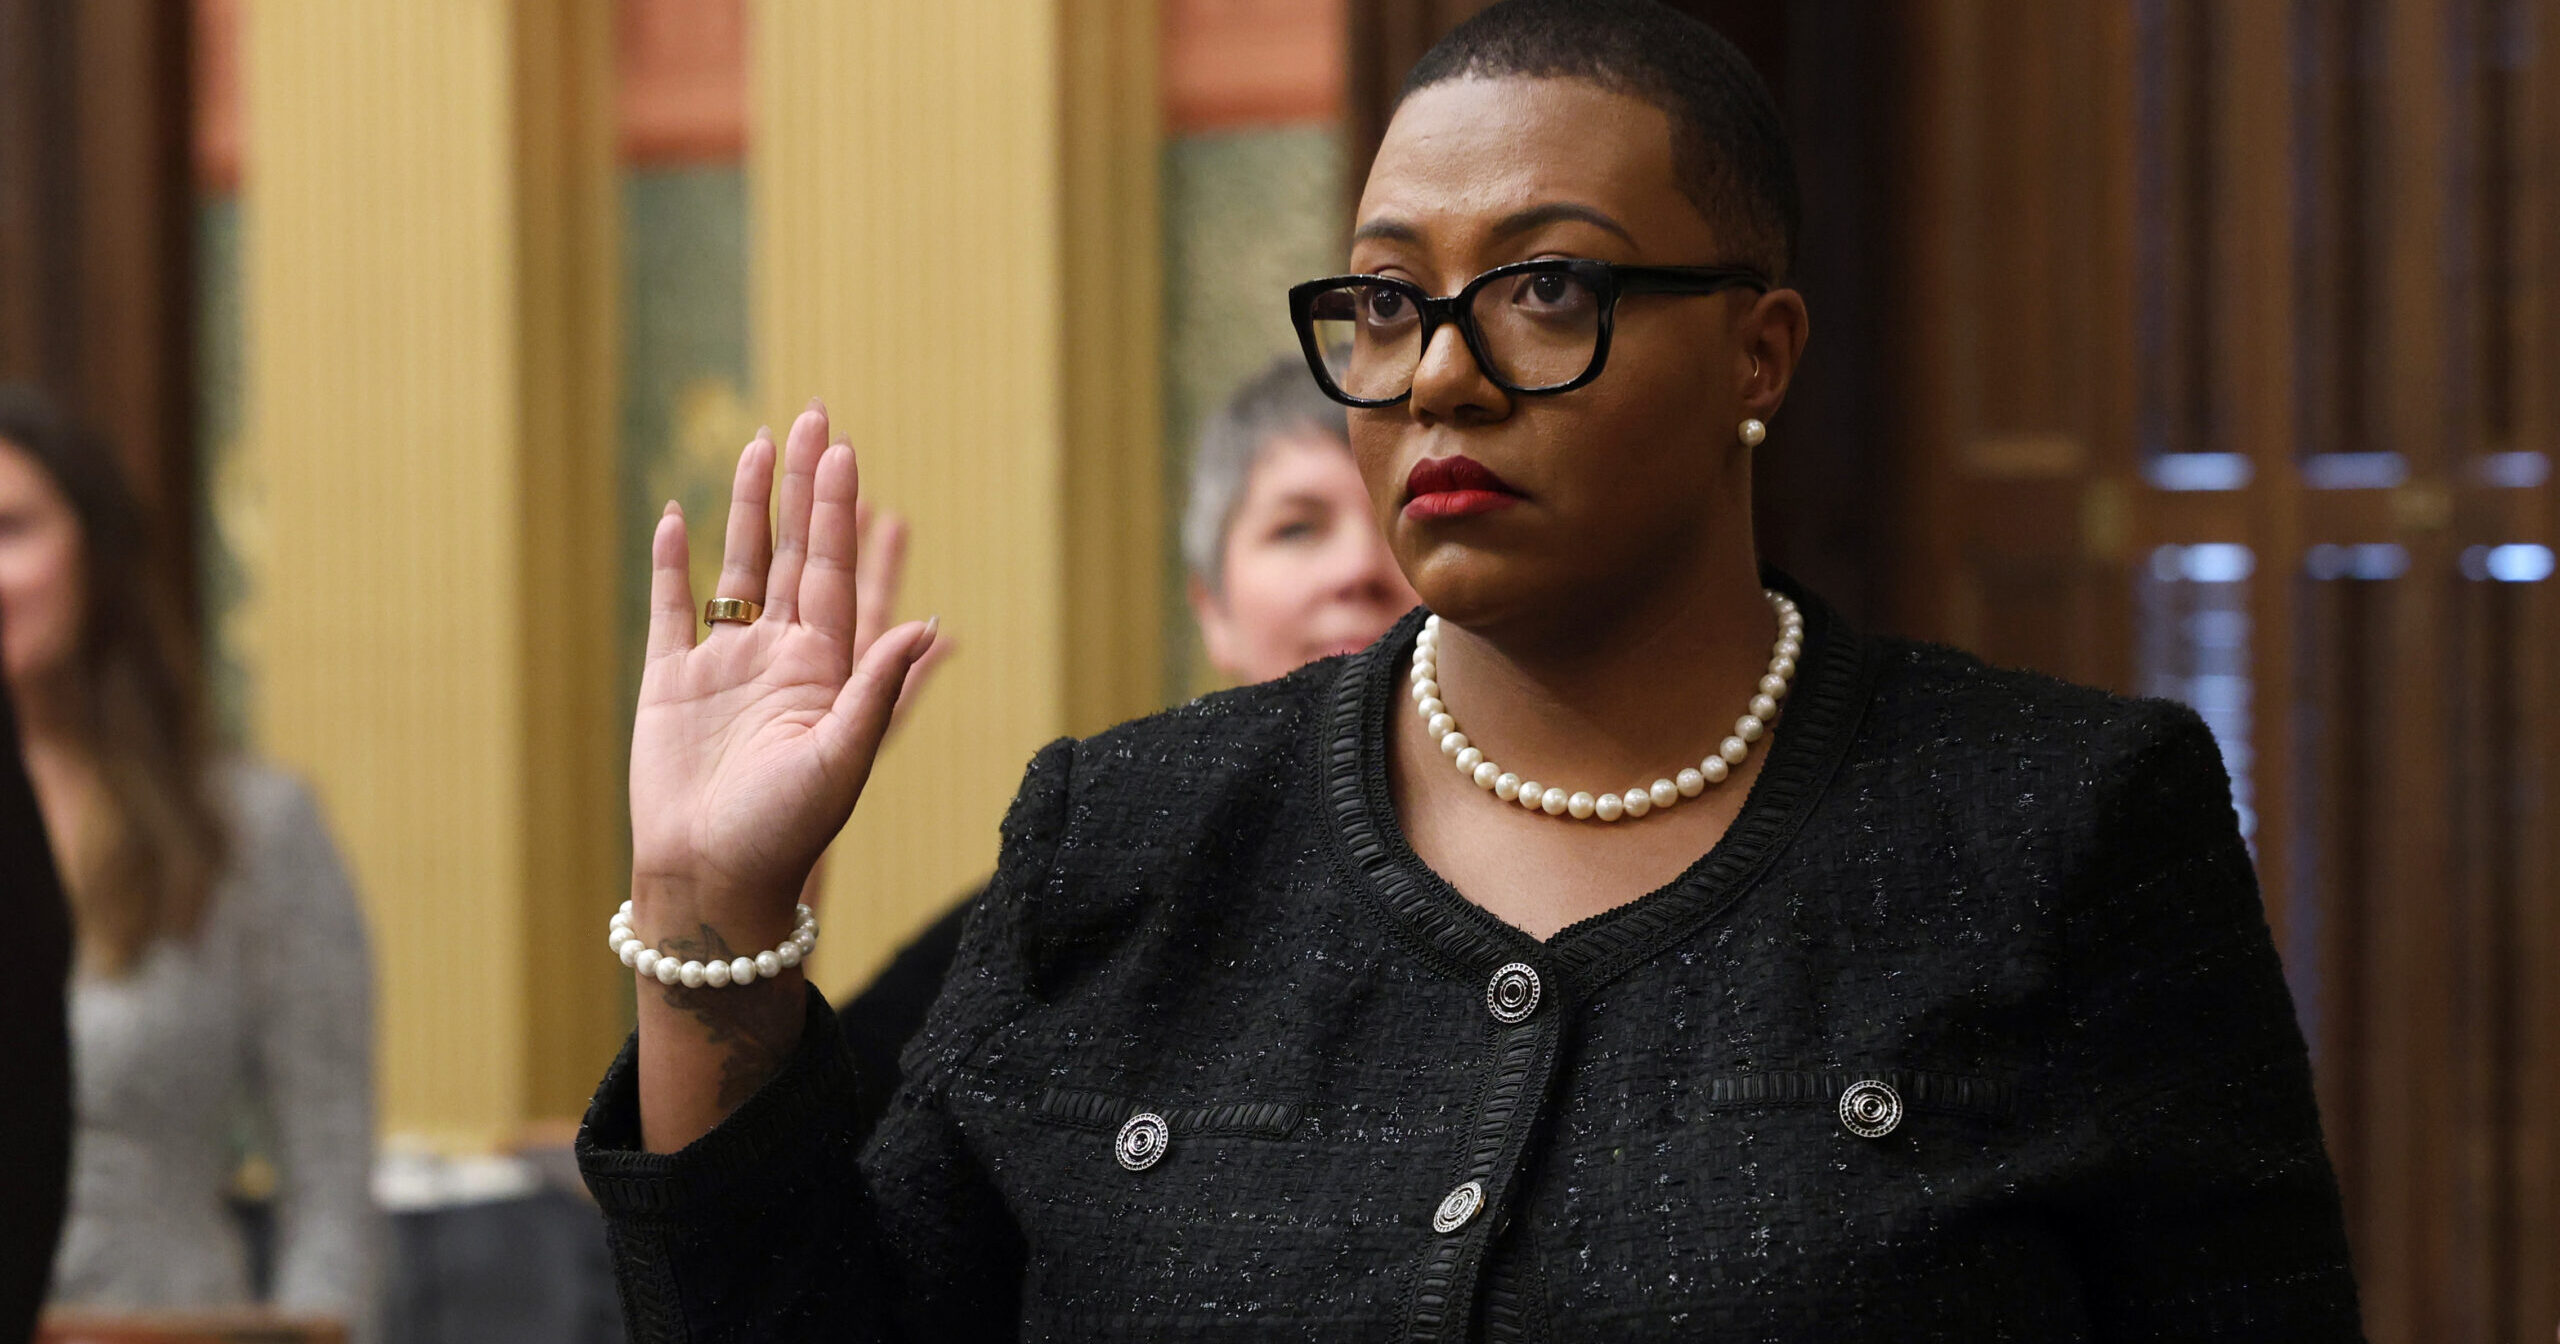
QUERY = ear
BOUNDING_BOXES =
[1187,574,1241,681]
[1735,287,1811,423]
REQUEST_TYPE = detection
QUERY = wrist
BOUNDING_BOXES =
[630,870,799,937]
[614,897,816,989]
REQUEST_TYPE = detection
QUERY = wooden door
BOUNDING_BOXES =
[1900,2,2560,1338]
[0,0,199,611]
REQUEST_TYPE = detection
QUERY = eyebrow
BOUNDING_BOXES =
[1350,217,1424,246]
[1256,490,1336,514]
[1350,201,1638,249]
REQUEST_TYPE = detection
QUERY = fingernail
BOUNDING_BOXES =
[830,438,850,451]
[755,424,771,442]
[663,499,680,516]
[921,615,941,645]
[808,396,826,414]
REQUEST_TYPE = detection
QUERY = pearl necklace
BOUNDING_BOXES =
[1410,589,1803,822]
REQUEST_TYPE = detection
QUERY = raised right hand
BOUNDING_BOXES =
[630,402,939,944]
[628,405,940,1150]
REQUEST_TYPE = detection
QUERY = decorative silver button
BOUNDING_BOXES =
[1115,1112,1170,1170]
[1485,962,1542,1024]
[1432,1179,1486,1234]
[1838,1079,1903,1139]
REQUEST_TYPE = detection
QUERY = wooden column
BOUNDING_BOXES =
[1344,0,1487,199]
[749,0,1163,992]
[2508,10,2560,1335]
[0,0,196,595]
[239,0,623,1146]
[1896,0,2139,690]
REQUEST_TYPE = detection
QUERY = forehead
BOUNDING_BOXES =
[0,440,60,505]
[1356,76,1712,261]
[1242,432,1361,502]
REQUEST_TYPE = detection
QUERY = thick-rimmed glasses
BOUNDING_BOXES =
[1287,258,1771,408]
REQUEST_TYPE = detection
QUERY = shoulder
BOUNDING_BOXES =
[1067,655,1337,773]
[1846,637,2235,862]
[207,757,363,928]
[209,757,327,855]
[1862,635,2220,779]
[1012,655,1342,831]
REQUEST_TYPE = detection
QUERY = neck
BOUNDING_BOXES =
[1427,546,1785,792]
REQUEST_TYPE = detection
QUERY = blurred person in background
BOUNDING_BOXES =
[1182,354,1423,683]
[0,388,381,1341]
[835,355,1418,1136]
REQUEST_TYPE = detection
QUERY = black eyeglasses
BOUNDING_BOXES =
[1287,258,1771,408]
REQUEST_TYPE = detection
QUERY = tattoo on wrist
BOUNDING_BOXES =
[655,921,802,1110]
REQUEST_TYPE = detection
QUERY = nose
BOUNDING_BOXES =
[1408,321,1510,427]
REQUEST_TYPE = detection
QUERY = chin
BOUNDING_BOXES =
[1402,549,1556,633]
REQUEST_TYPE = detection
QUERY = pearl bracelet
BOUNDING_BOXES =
[609,899,817,988]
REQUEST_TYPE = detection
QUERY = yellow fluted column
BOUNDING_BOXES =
[239,1,622,1147]
[750,0,1164,991]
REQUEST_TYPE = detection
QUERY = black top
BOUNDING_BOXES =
[837,895,972,1141]
[578,578,2362,1342]
[0,665,74,1343]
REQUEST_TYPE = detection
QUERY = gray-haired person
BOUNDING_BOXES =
[834,354,1417,1134]
[1183,355,1419,683]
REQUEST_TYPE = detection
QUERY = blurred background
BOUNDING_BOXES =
[1,1,2551,1341]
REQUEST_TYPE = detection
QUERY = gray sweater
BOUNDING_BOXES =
[51,761,381,1341]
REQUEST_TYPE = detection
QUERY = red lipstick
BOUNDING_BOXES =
[1402,455,1523,521]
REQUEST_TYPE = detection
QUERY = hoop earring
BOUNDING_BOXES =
[1738,418,1767,448]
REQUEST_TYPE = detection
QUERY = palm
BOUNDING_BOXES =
[635,626,847,893]
[629,406,938,917]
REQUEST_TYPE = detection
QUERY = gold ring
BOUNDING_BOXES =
[703,597,763,625]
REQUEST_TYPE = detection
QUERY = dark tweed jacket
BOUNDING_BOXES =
[578,578,2363,1342]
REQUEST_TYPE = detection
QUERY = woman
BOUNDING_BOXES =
[0,388,381,1338]
[1184,353,1422,682]
[579,2,2362,1338]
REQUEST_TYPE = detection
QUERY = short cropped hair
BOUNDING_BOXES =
[1398,0,1799,280]
[1182,355,1354,596]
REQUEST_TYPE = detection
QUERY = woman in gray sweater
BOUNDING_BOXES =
[0,388,380,1340]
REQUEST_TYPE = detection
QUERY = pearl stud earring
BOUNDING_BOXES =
[1739,418,1767,448]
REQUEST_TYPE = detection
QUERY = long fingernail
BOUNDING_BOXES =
[808,396,826,414]
[921,614,941,645]
[830,438,850,451]
[663,499,680,516]
[755,424,771,443]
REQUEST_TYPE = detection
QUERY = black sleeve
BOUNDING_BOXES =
[2046,702,2365,1339]
[838,891,977,1144]
[577,737,1074,1344]
[0,673,73,1344]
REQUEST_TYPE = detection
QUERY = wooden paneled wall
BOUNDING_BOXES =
[1902,2,2559,1338]
[238,0,623,1146]
[0,0,196,583]
[748,0,1164,994]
